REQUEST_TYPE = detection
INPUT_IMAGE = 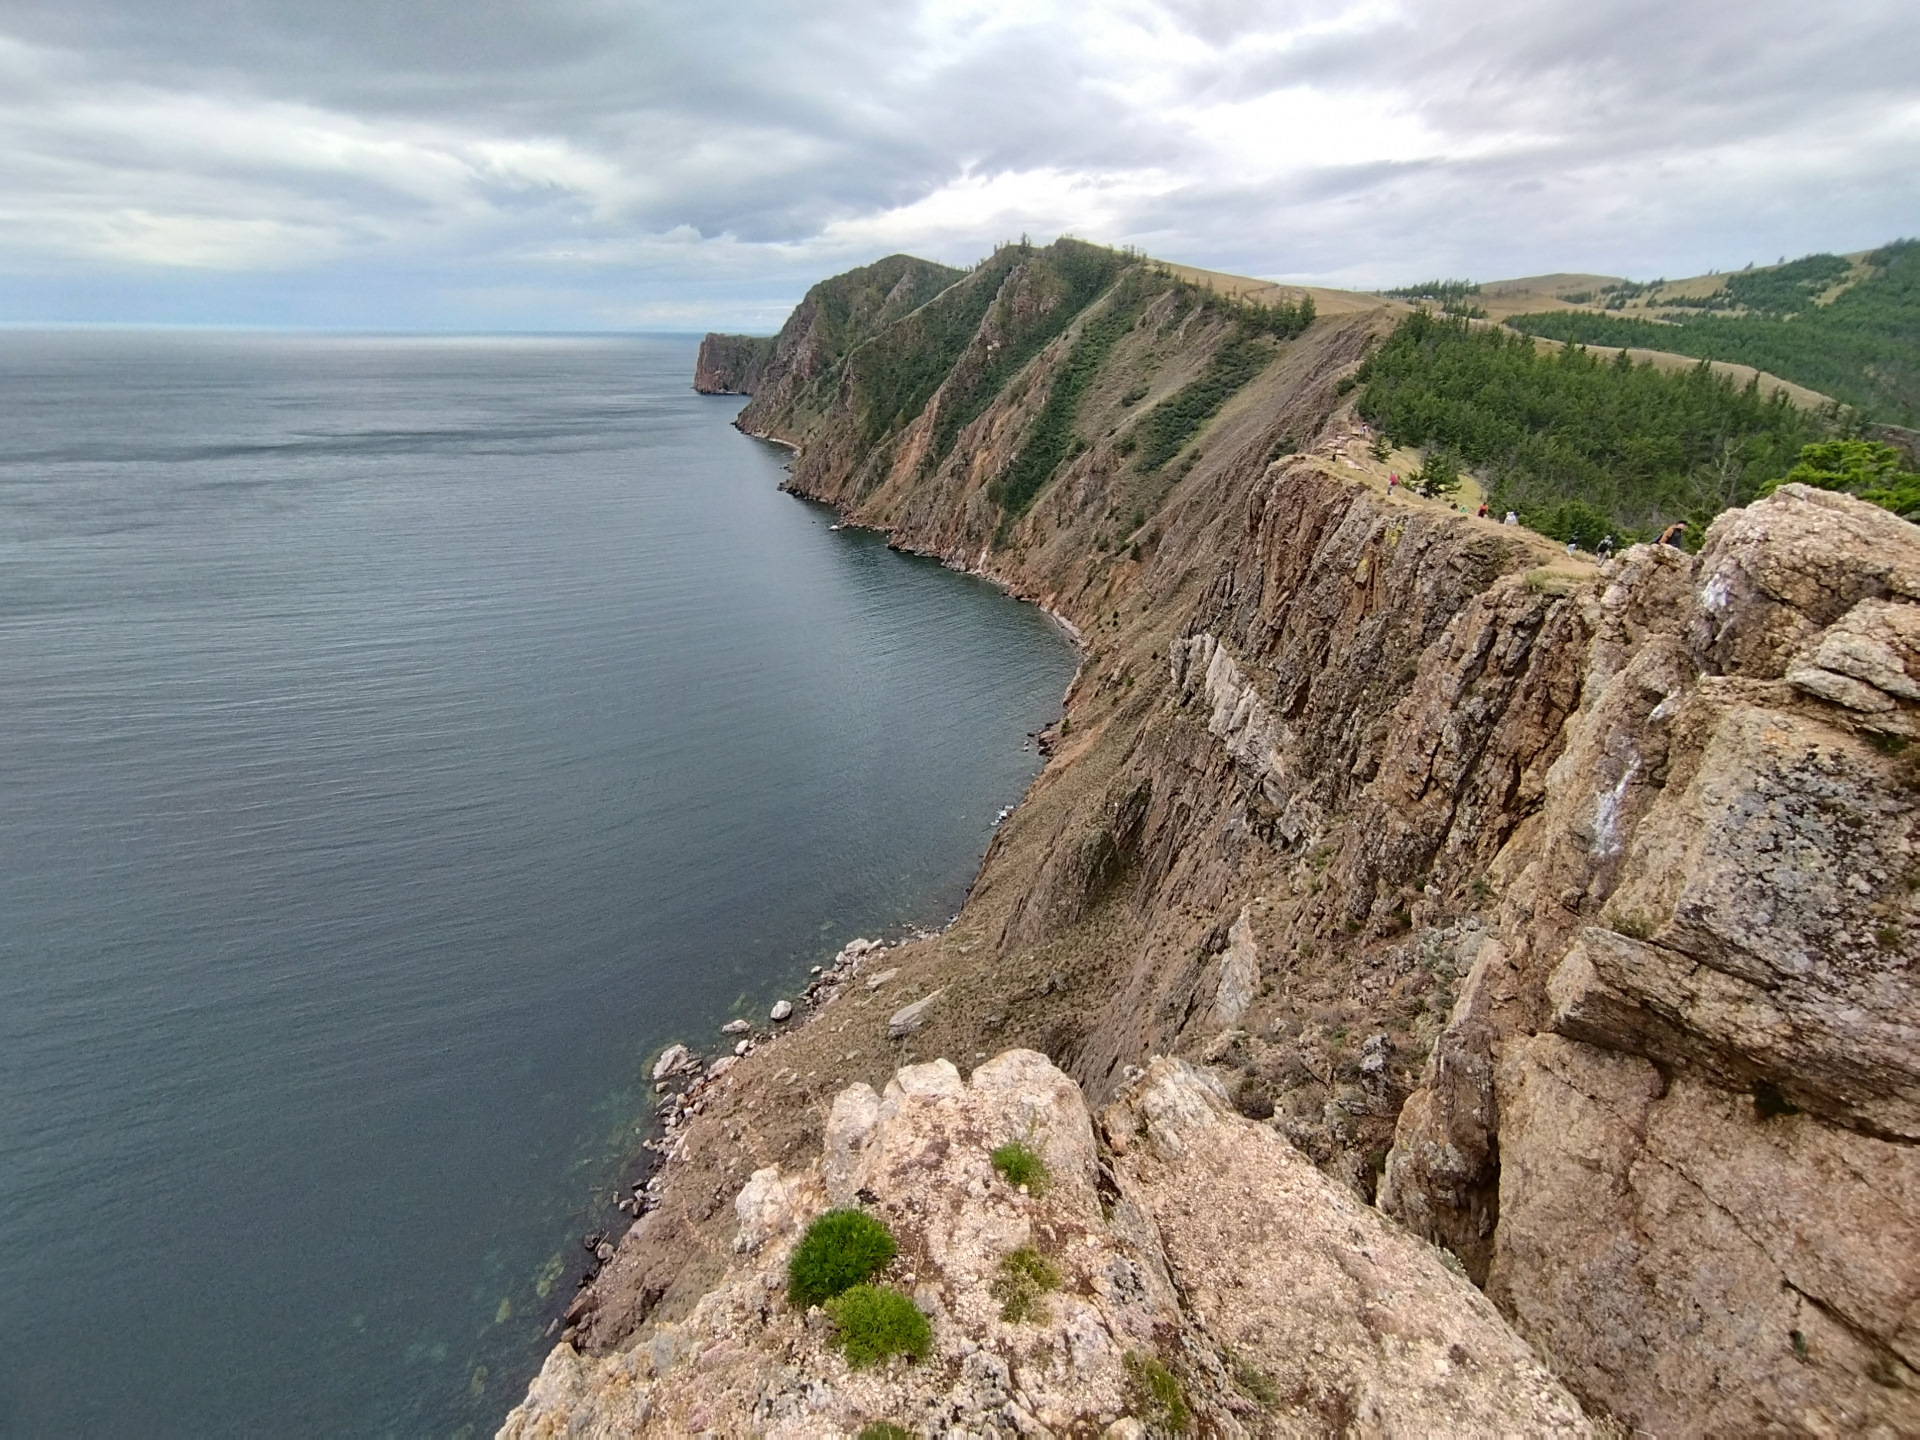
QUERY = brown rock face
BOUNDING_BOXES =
[1382,486,1920,1432]
[692,333,772,395]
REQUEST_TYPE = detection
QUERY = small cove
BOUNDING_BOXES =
[0,330,1077,1435]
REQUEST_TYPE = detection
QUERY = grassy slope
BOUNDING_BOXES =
[1496,242,1920,424]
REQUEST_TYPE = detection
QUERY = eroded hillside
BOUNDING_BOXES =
[523,242,1918,1435]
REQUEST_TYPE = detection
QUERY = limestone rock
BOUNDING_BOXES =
[1104,1058,1591,1435]
[769,999,793,1022]
[1208,905,1259,1027]
[1492,1035,1920,1435]
[885,987,945,1039]
[731,1166,794,1254]
[502,1051,1592,1437]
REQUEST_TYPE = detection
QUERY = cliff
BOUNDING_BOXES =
[693,333,773,395]
[694,253,965,417]
[514,243,1918,1435]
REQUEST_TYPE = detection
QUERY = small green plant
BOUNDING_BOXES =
[1230,1351,1279,1409]
[990,1140,1050,1194]
[1369,434,1391,462]
[824,1285,932,1368]
[1606,911,1654,941]
[1124,1352,1191,1433]
[788,1209,898,1308]
[858,1423,914,1440]
[1877,923,1902,949]
[990,1246,1060,1322]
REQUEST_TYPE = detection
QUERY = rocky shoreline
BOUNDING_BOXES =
[553,932,941,1348]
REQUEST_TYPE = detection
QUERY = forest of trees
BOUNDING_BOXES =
[1507,242,1918,424]
[1355,310,1834,542]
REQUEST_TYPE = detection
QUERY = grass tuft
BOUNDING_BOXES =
[990,1246,1061,1323]
[1124,1352,1191,1433]
[787,1209,898,1309]
[824,1285,932,1368]
[990,1140,1050,1194]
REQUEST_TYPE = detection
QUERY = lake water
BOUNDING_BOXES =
[0,331,1076,1435]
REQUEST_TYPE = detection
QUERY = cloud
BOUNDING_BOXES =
[0,0,1913,326]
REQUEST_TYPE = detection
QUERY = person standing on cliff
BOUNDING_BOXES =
[1658,521,1688,548]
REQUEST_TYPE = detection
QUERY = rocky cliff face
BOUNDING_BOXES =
[509,246,1917,1435]
[693,333,773,395]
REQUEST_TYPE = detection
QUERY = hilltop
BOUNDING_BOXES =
[1447,242,1920,428]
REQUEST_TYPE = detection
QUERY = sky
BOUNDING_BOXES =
[0,0,1915,331]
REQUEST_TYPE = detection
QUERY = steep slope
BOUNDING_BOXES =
[696,253,965,427]
[512,244,1918,1435]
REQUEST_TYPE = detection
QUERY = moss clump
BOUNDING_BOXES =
[989,1140,1050,1194]
[990,1246,1060,1323]
[787,1209,898,1309]
[824,1285,933,1368]
[1125,1351,1190,1433]
[857,1423,914,1440]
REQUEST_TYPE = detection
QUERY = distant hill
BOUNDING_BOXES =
[1488,241,1920,425]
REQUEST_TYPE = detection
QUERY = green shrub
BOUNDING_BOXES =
[989,1140,1050,1194]
[1763,438,1920,519]
[824,1285,932,1368]
[990,1246,1060,1322]
[788,1209,898,1308]
[1124,1352,1190,1433]
[857,1423,914,1440]
[1135,330,1277,471]
[1606,911,1654,941]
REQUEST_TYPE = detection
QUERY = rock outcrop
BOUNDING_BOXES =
[1378,485,1920,1433]
[501,1052,1590,1437]
[693,333,774,395]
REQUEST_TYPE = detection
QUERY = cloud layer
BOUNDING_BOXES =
[1,0,1915,328]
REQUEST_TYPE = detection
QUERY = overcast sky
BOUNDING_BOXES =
[1,0,1914,330]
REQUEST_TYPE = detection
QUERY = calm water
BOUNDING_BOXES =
[0,331,1075,1435]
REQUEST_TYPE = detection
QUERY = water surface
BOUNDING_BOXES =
[0,331,1076,1435]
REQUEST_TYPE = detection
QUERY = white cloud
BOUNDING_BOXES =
[0,0,1912,324]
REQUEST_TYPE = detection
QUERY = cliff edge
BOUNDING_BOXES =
[516,244,1917,1435]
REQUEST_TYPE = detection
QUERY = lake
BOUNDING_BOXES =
[0,331,1076,1434]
